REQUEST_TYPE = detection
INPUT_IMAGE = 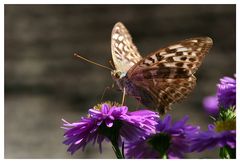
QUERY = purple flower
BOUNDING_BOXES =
[217,76,236,108]
[125,115,200,158]
[62,102,159,154]
[203,96,219,116]
[191,124,236,152]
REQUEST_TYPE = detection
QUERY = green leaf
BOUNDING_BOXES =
[219,107,236,121]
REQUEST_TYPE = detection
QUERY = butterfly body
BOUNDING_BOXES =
[112,71,159,112]
[111,22,213,114]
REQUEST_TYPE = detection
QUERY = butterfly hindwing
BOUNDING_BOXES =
[132,76,196,114]
[111,22,142,73]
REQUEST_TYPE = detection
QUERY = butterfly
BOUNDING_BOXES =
[110,22,213,114]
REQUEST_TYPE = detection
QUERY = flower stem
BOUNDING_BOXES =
[162,154,168,159]
[219,146,236,159]
[112,142,124,159]
[100,120,125,159]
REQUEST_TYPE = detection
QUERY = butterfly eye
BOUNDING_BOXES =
[115,72,121,78]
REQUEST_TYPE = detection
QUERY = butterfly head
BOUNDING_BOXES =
[111,70,127,79]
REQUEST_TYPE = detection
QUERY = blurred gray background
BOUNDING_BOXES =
[5,5,236,158]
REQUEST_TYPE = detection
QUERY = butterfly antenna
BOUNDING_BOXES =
[74,53,113,71]
[121,87,126,105]
[109,60,115,69]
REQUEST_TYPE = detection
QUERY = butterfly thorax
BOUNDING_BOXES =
[111,70,126,91]
[111,70,126,80]
[111,70,137,96]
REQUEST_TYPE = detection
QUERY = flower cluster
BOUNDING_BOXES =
[62,75,236,158]
[199,75,236,158]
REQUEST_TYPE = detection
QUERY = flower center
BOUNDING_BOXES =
[148,133,171,157]
[215,119,236,132]
[93,101,121,111]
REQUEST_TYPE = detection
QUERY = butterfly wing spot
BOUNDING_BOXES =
[174,92,181,99]
[189,57,196,62]
[146,56,156,63]
[118,43,124,50]
[112,33,119,39]
[157,67,190,78]
[187,63,193,68]
[165,48,177,53]
[114,51,122,60]
[124,45,129,52]
[180,87,188,94]
[143,62,151,66]
[190,39,198,43]
[176,47,189,52]
[156,53,164,61]
[160,53,176,58]
[175,62,184,67]
[169,89,175,94]
[175,68,190,78]
[156,68,171,77]
[162,93,168,100]
[165,57,175,62]
[197,48,202,51]
[160,51,167,55]
[176,52,183,56]
[143,59,153,65]
[180,56,187,61]
[118,35,124,41]
[168,44,183,49]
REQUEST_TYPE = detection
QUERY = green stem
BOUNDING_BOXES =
[219,146,236,159]
[162,153,168,159]
[98,120,124,158]
[111,141,124,159]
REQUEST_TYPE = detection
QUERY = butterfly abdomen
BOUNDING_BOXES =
[116,76,139,97]
[115,75,162,111]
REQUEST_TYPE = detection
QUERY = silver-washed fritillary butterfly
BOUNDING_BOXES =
[110,22,213,114]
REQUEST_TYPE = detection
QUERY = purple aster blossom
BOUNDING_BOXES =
[191,124,236,152]
[203,95,219,116]
[62,102,159,155]
[217,76,236,109]
[125,114,200,159]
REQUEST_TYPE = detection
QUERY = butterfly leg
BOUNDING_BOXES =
[121,87,126,105]
[100,83,115,101]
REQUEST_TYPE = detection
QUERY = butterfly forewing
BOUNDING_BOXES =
[127,37,212,113]
[111,22,142,73]
[129,37,213,77]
